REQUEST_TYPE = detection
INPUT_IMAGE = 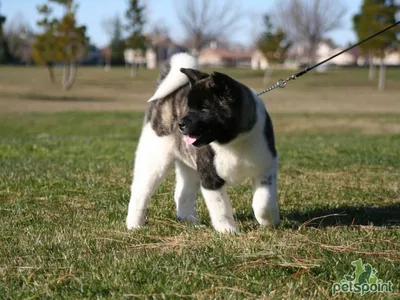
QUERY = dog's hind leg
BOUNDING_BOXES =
[126,125,174,229]
[174,161,200,222]
[252,157,281,227]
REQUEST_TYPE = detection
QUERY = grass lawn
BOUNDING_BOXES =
[0,66,399,298]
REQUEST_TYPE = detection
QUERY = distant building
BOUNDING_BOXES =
[286,40,358,68]
[149,36,187,66]
[124,49,146,66]
[379,50,400,65]
[251,50,269,70]
[357,50,400,66]
[123,35,187,69]
[318,44,357,66]
[198,47,253,67]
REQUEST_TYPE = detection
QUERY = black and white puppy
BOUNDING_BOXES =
[126,53,280,233]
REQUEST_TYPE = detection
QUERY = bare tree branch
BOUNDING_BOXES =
[177,0,243,55]
[275,0,346,63]
[101,17,115,39]
[4,12,34,64]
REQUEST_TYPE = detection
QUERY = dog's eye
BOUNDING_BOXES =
[200,105,209,112]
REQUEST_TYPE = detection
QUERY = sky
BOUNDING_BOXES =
[1,0,363,48]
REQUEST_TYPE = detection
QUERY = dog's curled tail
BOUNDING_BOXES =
[148,53,197,102]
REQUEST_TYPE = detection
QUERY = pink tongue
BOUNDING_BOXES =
[185,135,197,145]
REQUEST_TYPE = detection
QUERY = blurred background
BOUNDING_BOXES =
[0,0,399,113]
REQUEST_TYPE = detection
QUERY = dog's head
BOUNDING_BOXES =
[178,68,243,147]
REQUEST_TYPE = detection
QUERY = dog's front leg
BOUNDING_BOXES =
[252,158,281,227]
[201,186,239,233]
[174,161,200,222]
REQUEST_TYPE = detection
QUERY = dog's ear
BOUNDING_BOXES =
[180,68,209,86]
[210,72,237,96]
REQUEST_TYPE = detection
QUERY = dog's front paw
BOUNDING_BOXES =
[177,212,199,224]
[212,218,239,234]
[126,213,146,230]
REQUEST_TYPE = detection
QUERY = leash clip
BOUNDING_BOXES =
[277,79,287,88]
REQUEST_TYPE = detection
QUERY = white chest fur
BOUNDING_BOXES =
[211,100,273,185]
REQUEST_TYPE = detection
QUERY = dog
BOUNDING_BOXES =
[126,53,280,233]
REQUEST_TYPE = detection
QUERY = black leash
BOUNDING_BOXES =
[257,20,400,96]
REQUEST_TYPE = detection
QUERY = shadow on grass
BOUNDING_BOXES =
[0,92,113,102]
[236,204,400,229]
[283,204,400,229]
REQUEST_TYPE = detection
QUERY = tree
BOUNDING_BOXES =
[0,1,10,64]
[151,23,169,39]
[4,13,34,65]
[32,0,89,90]
[276,0,346,64]
[353,13,376,80]
[125,0,146,77]
[110,15,125,65]
[257,15,292,64]
[32,4,59,83]
[53,0,89,90]
[149,23,171,64]
[102,14,125,68]
[353,0,399,89]
[257,15,292,83]
[177,0,242,58]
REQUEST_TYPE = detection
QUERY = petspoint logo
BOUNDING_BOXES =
[332,259,393,296]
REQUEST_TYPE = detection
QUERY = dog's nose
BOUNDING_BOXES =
[178,120,186,131]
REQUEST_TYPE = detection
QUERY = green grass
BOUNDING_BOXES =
[0,111,399,299]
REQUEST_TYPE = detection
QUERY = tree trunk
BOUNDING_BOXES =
[104,57,111,71]
[368,51,375,80]
[130,63,137,77]
[62,62,78,91]
[308,39,317,65]
[192,45,200,66]
[63,62,71,84]
[46,62,56,84]
[378,57,386,91]
[263,66,272,84]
